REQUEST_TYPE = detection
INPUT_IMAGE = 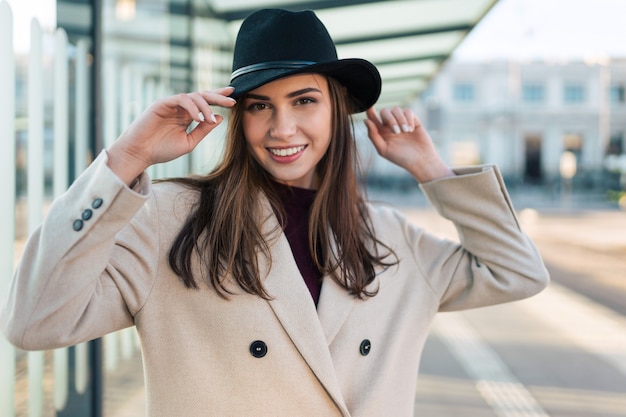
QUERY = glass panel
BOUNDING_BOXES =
[337,31,465,64]
[522,84,545,103]
[563,83,585,103]
[453,83,475,102]
[316,0,496,41]
[377,60,439,81]
[610,84,625,104]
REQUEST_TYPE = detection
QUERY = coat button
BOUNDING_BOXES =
[81,209,93,220]
[249,340,267,358]
[92,198,103,209]
[359,339,371,356]
[72,219,84,231]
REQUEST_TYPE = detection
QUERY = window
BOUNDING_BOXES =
[522,84,544,103]
[563,83,585,103]
[608,133,623,155]
[453,83,475,102]
[610,85,625,104]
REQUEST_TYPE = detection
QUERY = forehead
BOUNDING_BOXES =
[248,73,329,97]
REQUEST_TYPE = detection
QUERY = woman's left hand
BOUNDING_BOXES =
[365,107,455,183]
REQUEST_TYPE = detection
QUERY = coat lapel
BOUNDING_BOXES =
[257,197,350,415]
[316,273,357,346]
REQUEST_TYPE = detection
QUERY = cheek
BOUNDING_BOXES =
[242,118,262,147]
[305,107,332,142]
[319,113,333,149]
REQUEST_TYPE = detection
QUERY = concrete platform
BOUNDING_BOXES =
[9,186,626,416]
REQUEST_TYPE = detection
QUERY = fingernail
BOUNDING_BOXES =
[401,124,411,133]
[209,113,217,124]
[186,120,199,134]
[392,125,401,134]
[198,112,205,122]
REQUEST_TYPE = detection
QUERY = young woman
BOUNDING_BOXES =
[1,9,549,417]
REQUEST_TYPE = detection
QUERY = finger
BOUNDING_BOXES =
[208,85,236,98]
[406,109,419,132]
[389,107,411,133]
[174,93,206,123]
[379,108,402,134]
[187,115,221,144]
[188,89,237,125]
[214,86,236,96]
[365,107,383,129]
[364,118,386,156]
[411,112,425,130]
[199,87,237,108]
[386,106,416,134]
[398,108,416,133]
[186,92,218,124]
[214,85,235,96]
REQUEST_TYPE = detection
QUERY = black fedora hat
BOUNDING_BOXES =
[229,9,381,113]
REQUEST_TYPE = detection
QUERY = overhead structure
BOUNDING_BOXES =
[204,0,499,107]
[58,0,499,109]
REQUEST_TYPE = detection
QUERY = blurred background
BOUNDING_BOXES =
[1,0,625,416]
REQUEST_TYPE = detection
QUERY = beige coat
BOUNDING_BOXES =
[1,151,549,417]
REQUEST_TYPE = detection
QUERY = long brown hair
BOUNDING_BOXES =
[167,76,397,299]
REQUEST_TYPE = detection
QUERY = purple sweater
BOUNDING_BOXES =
[271,182,322,305]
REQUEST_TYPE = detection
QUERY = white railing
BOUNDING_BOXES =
[0,2,17,417]
[0,2,146,416]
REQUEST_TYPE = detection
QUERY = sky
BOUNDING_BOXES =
[5,0,56,53]
[453,0,626,62]
[5,0,626,61]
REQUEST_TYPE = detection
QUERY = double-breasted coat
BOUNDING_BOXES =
[1,151,549,416]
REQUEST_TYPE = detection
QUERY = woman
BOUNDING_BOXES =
[1,8,549,417]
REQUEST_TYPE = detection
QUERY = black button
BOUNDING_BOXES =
[92,198,103,209]
[81,209,93,220]
[249,340,267,358]
[72,219,84,231]
[359,339,371,356]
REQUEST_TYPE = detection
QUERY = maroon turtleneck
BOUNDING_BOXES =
[270,181,322,306]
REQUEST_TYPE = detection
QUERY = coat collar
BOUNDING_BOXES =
[257,195,353,416]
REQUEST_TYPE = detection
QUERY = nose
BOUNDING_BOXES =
[269,108,297,139]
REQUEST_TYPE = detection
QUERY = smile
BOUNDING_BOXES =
[268,145,306,157]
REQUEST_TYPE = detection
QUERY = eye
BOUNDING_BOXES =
[295,97,316,106]
[246,102,269,112]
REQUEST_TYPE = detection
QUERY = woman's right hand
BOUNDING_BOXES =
[107,86,236,185]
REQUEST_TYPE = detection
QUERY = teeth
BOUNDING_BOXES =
[269,145,305,157]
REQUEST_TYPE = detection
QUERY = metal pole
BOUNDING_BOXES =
[90,1,104,415]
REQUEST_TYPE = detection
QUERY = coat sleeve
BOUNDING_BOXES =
[0,151,160,350]
[415,165,550,311]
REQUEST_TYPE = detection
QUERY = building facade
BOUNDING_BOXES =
[418,58,626,188]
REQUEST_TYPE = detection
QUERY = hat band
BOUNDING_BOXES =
[230,60,317,82]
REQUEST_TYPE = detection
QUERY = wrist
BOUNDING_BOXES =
[106,144,150,186]
[409,158,455,183]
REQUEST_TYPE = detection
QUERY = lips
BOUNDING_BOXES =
[268,145,306,157]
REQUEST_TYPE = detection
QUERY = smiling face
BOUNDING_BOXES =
[242,73,333,189]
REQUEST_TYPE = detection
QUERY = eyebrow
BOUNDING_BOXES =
[245,87,322,101]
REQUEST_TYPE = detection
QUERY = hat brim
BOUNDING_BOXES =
[229,58,381,113]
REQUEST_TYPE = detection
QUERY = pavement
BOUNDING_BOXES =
[401,187,626,417]
[9,185,626,417]
[99,187,626,417]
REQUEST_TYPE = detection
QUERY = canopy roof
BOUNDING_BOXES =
[203,0,499,106]
[58,0,498,107]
